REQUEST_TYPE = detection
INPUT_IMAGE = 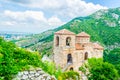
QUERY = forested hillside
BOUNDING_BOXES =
[15,7,120,55]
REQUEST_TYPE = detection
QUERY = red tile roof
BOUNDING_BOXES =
[75,43,84,50]
[93,43,104,50]
[77,32,90,37]
[55,29,75,35]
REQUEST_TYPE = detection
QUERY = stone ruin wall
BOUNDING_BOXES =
[12,68,56,80]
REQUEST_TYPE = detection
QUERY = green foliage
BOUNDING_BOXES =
[58,71,80,80]
[54,67,62,79]
[0,37,72,80]
[40,61,56,75]
[0,37,43,80]
[80,58,119,80]
[104,48,120,76]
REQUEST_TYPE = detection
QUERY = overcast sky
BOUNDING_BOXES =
[0,0,120,33]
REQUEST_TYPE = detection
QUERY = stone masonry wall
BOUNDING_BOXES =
[13,68,56,80]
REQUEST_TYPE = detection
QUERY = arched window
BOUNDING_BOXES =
[67,54,72,64]
[56,36,59,46]
[66,37,71,46]
[84,52,88,60]
[70,67,74,70]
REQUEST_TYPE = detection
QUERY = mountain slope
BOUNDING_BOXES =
[15,7,120,55]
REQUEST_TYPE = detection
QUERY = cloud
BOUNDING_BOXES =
[3,10,64,26]
[1,10,65,33]
[3,21,16,26]
[1,0,108,33]
[4,10,47,22]
[7,0,65,9]
[6,0,107,18]
[8,0,31,4]
[48,16,65,27]
[59,0,107,18]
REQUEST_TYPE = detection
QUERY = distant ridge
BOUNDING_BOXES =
[15,7,120,55]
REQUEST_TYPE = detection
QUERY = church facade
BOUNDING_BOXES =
[53,29,104,72]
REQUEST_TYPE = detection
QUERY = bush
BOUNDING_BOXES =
[0,38,42,80]
[79,58,119,80]
[104,48,120,76]
[58,71,80,80]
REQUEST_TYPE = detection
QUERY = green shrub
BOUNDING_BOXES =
[80,58,119,80]
[58,71,80,80]
[0,37,42,80]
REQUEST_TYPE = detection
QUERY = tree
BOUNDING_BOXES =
[79,58,119,80]
[104,48,120,75]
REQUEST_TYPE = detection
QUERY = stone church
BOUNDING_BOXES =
[53,29,104,72]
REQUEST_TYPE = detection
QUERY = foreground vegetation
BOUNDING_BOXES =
[80,58,119,80]
[60,48,120,80]
[0,37,79,80]
[0,37,42,79]
[80,47,120,80]
[104,48,120,76]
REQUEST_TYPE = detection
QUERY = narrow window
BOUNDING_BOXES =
[67,54,72,64]
[84,52,88,60]
[56,36,59,46]
[66,37,71,46]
